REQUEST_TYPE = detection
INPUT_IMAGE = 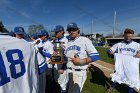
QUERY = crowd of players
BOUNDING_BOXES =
[1,20,140,93]
[0,21,100,93]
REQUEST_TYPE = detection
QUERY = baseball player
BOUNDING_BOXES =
[54,25,68,48]
[35,29,54,93]
[64,22,100,93]
[107,28,140,93]
[32,30,53,57]
[53,25,68,93]
[0,31,47,93]
[14,26,25,39]
[12,26,30,41]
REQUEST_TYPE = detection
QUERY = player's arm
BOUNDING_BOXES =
[70,56,93,65]
[107,43,118,55]
[43,42,54,54]
[70,52,99,65]
[135,44,140,58]
[41,42,54,58]
[85,38,100,63]
[39,50,52,58]
[107,49,114,55]
[135,53,140,58]
[107,49,114,58]
[36,50,48,74]
[134,45,140,58]
[107,43,118,58]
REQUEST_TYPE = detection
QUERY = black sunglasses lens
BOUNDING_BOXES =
[68,28,78,32]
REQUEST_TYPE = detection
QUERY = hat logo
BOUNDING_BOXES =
[69,24,74,26]
[19,28,23,32]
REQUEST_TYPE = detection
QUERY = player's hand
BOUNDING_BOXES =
[35,40,40,44]
[69,56,81,65]
[58,70,64,74]
[38,47,43,52]
[134,53,140,58]
[53,51,58,56]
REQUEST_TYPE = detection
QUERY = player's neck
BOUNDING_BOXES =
[71,35,80,40]
[123,40,132,44]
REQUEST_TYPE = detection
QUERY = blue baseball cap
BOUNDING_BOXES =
[54,25,64,32]
[37,29,48,36]
[30,33,38,39]
[0,21,4,27]
[67,22,79,31]
[14,26,25,35]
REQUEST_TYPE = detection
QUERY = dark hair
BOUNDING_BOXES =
[55,31,59,35]
[124,28,134,35]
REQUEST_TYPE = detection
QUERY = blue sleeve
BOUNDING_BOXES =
[38,61,48,74]
[89,53,100,62]
[107,49,114,58]
[40,50,52,58]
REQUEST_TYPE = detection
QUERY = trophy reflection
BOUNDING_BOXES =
[50,42,64,64]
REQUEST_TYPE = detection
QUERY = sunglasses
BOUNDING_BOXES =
[67,28,78,32]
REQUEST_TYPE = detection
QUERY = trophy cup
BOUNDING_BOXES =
[50,41,64,64]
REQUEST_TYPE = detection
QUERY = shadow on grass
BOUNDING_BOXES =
[45,73,61,93]
[112,83,138,93]
[89,64,111,90]
[88,64,138,93]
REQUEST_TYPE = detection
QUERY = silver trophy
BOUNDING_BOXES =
[51,41,64,64]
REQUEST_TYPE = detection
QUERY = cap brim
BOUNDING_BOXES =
[66,27,79,31]
[15,32,25,35]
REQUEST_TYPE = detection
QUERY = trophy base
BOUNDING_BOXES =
[49,61,64,64]
[50,56,64,64]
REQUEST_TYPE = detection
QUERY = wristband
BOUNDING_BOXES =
[80,58,85,65]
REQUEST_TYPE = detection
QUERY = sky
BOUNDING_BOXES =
[0,0,140,36]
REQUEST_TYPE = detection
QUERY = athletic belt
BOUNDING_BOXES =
[67,67,86,71]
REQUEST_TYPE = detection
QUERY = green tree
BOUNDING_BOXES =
[1,27,9,33]
[27,24,45,35]
[137,33,140,37]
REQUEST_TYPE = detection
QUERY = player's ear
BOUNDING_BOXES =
[78,29,80,34]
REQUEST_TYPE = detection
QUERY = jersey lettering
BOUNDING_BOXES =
[65,45,81,54]
[119,48,135,53]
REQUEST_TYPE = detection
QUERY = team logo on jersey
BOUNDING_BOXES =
[65,45,80,52]
[119,48,135,53]
[65,45,81,56]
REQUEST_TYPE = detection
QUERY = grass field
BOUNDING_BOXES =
[96,47,114,64]
[82,46,113,93]
[81,65,112,93]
